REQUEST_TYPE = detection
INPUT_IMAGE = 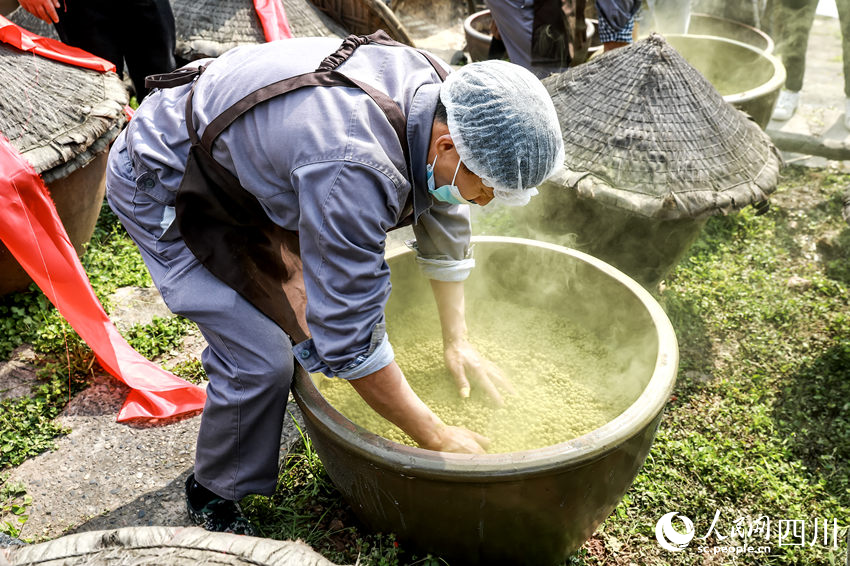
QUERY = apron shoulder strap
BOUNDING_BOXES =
[197,69,411,165]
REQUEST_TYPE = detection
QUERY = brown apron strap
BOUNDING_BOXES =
[145,65,207,90]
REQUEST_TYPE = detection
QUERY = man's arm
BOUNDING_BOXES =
[430,279,515,405]
[348,360,489,454]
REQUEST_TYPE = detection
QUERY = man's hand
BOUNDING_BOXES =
[428,279,516,405]
[444,338,516,406]
[19,0,60,23]
[420,423,490,454]
[350,361,489,454]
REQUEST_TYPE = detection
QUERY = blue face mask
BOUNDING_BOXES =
[427,155,471,205]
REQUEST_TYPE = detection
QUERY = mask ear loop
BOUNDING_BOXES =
[450,157,462,185]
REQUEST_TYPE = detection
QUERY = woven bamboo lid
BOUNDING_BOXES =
[172,0,348,61]
[6,7,58,40]
[1,526,342,565]
[542,33,783,220]
[0,42,128,183]
[10,1,348,63]
[309,0,415,45]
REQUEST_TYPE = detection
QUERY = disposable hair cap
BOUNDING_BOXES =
[440,60,565,206]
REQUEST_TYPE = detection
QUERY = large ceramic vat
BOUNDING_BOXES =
[463,8,594,63]
[687,12,774,54]
[292,236,678,565]
[666,34,785,129]
[520,193,711,291]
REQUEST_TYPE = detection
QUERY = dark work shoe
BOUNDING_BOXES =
[184,474,258,536]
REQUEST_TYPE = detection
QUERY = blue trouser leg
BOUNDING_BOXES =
[105,134,293,500]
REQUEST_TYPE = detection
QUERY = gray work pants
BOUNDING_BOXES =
[105,132,295,501]
[771,0,850,96]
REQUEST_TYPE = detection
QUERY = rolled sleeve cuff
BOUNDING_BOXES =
[336,332,395,380]
[292,323,395,380]
[415,256,475,281]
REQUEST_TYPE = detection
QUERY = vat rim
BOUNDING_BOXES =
[664,33,786,105]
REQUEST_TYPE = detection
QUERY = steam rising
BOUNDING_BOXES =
[527,30,783,288]
[315,241,660,453]
[514,186,708,289]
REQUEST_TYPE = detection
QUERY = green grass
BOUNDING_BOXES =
[0,203,194,537]
[2,165,850,564]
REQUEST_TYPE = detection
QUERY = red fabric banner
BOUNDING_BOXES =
[253,0,294,41]
[0,135,206,421]
[0,15,115,72]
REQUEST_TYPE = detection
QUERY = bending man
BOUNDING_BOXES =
[105,31,564,535]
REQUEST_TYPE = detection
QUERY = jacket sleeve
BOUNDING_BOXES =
[410,202,475,281]
[286,159,404,379]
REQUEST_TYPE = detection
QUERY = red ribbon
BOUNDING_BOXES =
[253,0,293,41]
[0,14,115,72]
[0,136,206,421]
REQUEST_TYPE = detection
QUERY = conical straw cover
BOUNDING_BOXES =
[0,42,127,182]
[542,33,783,220]
[171,0,347,60]
[7,7,58,40]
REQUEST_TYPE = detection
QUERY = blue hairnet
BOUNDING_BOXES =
[440,60,564,206]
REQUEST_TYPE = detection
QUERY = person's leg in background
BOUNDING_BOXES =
[771,0,819,120]
[119,0,177,102]
[53,0,124,76]
[836,0,850,127]
[485,0,537,72]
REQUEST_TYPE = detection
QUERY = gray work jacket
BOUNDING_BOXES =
[124,37,474,379]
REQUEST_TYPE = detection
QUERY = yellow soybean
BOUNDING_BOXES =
[315,299,636,453]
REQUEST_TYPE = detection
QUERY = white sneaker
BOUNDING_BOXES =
[845,98,850,130]
[771,89,800,121]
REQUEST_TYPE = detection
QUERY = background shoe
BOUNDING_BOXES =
[184,474,258,536]
[771,89,800,121]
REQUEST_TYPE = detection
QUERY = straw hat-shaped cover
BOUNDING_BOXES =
[172,0,348,61]
[0,42,128,183]
[0,526,342,565]
[542,33,783,220]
